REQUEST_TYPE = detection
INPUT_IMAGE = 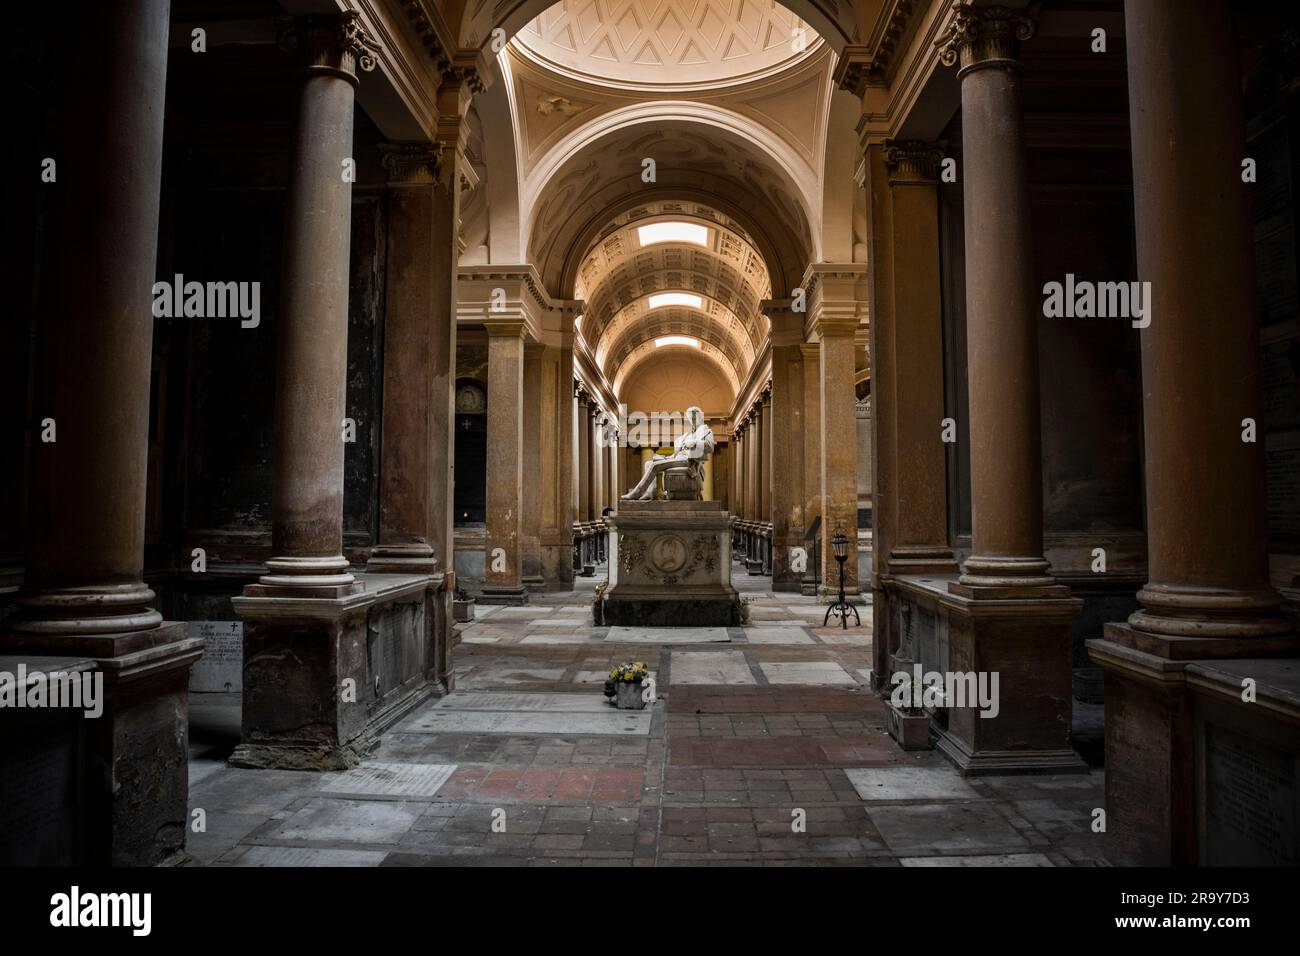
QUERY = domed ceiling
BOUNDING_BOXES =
[513,0,819,90]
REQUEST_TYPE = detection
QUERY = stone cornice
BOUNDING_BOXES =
[398,0,489,94]
[935,2,1038,76]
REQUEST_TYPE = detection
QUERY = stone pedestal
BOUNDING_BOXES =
[605,501,740,627]
[893,576,1087,774]
[0,625,204,866]
[231,574,439,770]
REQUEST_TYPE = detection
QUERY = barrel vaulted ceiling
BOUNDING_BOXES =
[486,0,840,409]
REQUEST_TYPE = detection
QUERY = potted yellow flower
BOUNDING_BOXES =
[609,662,650,710]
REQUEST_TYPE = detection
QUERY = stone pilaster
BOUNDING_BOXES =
[481,321,528,604]
[768,305,806,589]
[881,140,957,576]
[520,342,545,589]
[368,142,442,575]
[807,266,867,595]
[800,343,822,594]
[539,337,576,588]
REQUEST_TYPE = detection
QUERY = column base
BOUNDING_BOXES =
[365,543,438,576]
[934,732,1088,775]
[479,585,530,606]
[0,621,203,866]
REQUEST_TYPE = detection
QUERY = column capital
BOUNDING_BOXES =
[935,2,1037,76]
[378,142,439,184]
[277,10,379,85]
[484,318,528,339]
[884,139,947,184]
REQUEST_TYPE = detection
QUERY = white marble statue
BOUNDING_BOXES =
[622,406,715,501]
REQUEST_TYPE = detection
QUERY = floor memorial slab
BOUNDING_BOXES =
[402,710,653,736]
[265,797,424,845]
[520,633,599,644]
[320,762,457,799]
[669,651,757,685]
[431,692,615,713]
[815,633,873,645]
[743,626,815,644]
[846,765,981,801]
[866,803,1030,855]
[606,626,731,644]
[899,853,1055,867]
[457,667,567,687]
[759,661,857,685]
[228,846,390,867]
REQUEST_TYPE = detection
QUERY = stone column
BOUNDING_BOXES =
[939,5,1054,595]
[801,343,822,594]
[928,4,1083,774]
[1122,0,1288,641]
[2,0,204,868]
[769,310,806,588]
[882,141,958,576]
[520,342,545,589]
[257,13,378,594]
[15,0,173,635]
[1087,0,1294,865]
[482,322,528,604]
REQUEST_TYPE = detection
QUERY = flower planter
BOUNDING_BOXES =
[453,599,475,623]
[615,681,646,710]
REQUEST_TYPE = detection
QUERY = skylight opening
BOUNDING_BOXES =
[638,222,709,248]
[648,292,703,309]
[655,335,701,349]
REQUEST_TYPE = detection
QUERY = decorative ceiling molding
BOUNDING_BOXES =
[511,0,822,92]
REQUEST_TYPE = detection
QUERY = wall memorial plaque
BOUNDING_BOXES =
[189,621,244,692]
[1203,723,1297,866]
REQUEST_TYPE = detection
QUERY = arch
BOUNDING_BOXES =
[617,345,737,417]
[522,101,820,279]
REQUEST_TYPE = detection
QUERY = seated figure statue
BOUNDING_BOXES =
[622,406,715,501]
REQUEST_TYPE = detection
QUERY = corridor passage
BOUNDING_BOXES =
[185,572,1106,867]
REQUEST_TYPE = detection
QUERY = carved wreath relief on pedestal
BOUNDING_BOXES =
[620,532,719,585]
